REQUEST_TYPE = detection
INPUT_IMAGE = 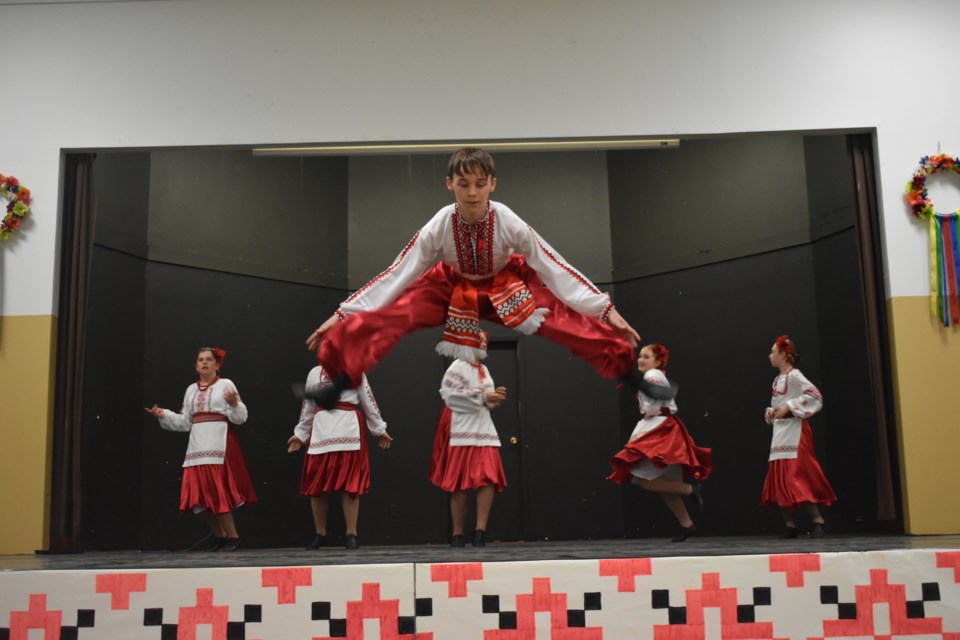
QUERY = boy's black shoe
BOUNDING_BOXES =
[620,367,679,400]
[294,373,351,410]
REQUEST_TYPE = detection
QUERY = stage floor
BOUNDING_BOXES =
[5,533,960,571]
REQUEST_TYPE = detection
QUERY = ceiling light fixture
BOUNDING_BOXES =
[252,138,679,157]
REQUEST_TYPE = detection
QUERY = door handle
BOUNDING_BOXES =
[509,436,519,445]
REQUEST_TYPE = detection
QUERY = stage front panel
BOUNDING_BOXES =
[1,549,959,638]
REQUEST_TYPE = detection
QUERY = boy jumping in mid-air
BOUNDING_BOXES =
[305,147,672,407]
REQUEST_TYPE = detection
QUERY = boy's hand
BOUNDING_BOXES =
[606,308,640,348]
[307,313,341,350]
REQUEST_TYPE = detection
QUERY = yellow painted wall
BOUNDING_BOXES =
[0,314,56,554]
[888,296,960,535]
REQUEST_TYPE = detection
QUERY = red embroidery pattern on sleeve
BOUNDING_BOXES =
[342,229,422,305]
[531,227,603,295]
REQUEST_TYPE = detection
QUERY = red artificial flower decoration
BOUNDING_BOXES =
[650,343,670,371]
[212,347,227,366]
[775,335,793,354]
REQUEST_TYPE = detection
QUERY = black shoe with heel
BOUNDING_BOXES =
[305,534,328,550]
[671,525,696,542]
[620,367,679,400]
[295,373,352,410]
[344,534,359,550]
[690,483,704,513]
[779,526,798,539]
[473,530,487,547]
[218,537,240,552]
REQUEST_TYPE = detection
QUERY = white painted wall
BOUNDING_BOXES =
[3,0,958,315]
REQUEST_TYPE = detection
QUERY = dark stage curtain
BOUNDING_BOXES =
[49,153,97,553]
[847,134,899,523]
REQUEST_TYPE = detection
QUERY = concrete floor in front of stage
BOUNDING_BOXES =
[3,534,959,572]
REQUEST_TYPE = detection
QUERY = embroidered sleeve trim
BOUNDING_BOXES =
[342,229,422,305]
[531,227,602,295]
[601,303,614,323]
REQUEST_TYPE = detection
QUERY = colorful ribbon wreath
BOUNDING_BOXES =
[905,154,960,327]
[1,174,31,242]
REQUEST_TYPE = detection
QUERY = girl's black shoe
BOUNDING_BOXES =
[450,535,466,548]
[473,529,487,547]
[690,483,704,512]
[671,525,696,542]
[305,534,328,550]
[218,537,240,552]
[345,534,359,550]
[779,526,798,539]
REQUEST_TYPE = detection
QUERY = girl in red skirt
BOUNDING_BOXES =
[607,344,712,542]
[288,366,392,550]
[430,331,507,547]
[145,347,257,552]
[760,335,836,538]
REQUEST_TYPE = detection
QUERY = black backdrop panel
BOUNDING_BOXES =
[81,247,146,551]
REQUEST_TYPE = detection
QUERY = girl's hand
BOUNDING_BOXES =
[307,314,341,350]
[772,406,791,420]
[764,407,773,424]
[486,386,507,405]
[144,405,164,418]
[287,435,305,453]
[224,387,240,407]
[378,433,393,449]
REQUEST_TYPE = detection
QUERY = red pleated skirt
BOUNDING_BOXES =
[607,416,713,484]
[300,421,371,497]
[179,427,257,514]
[760,420,837,510]
[430,406,507,493]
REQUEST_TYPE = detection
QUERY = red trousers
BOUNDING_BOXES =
[320,255,635,385]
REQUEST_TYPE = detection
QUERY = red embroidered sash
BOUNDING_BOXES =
[442,270,538,353]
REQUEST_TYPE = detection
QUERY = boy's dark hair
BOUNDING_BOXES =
[448,147,496,179]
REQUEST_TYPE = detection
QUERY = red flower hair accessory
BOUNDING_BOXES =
[649,343,670,371]
[774,335,792,354]
[212,347,227,366]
